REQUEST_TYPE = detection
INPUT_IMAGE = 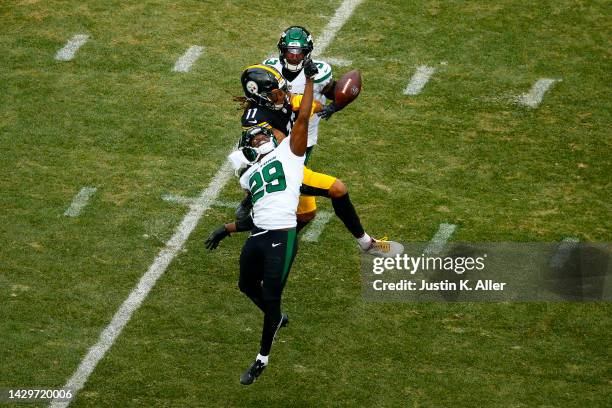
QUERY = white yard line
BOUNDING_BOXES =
[301,210,333,242]
[549,237,579,269]
[50,161,233,408]
[325,57,353,66]
[214,200,241,208]
[63,187,97,217]
[403,65,436,95]
[172,45,204,72]
[161,194,195,206]
[51,1,363,405]
[313,0,363,56]
[516,78,561,108]
[162,195,239,209]
[55,34,89,61]
[423,223,456,255]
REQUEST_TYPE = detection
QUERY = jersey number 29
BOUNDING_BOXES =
[249,160,286,204]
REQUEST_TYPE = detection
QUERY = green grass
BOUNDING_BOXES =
[1,0,610,407]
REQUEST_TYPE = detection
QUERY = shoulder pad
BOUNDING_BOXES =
[313,60,332,84]
[262,57,280,67]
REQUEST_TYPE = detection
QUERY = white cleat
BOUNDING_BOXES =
[363,237,404,257]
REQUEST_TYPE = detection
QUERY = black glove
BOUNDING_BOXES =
[303,58,319,79]
[317,101,341,120]
[205,225,230,250]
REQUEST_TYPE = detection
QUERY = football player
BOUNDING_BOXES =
[266,26,390,246]
[235,59,318,385]
[209,29,403,256]
[208,64,402,256]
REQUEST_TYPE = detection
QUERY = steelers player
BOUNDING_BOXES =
[235,59,318,385]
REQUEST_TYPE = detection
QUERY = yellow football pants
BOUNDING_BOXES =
[297,166,337,215]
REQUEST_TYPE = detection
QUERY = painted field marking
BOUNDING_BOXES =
[423,223,456,255]
[162,194,239,209]
[214,200,241,208]
[49,161,234,408]
[172,45,204,72]
[51,1,362,406]
[549,237,579,269]
[164,194,333,243]
[403,65,436,95]
[313,0,363,56]
[55,34,89,61]
[516,78,561,108]
[325,57,353,66]
[63,187,97,217]
[161,194,195,206]
[301,210,333,242]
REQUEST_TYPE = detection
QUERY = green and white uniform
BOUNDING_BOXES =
[239,137,305,229]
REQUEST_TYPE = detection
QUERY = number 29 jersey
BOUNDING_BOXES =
[239,137,305,230]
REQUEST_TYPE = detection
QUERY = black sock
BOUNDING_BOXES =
[296,219,310,233]
[331,193,365,238]
[260,300,282,356]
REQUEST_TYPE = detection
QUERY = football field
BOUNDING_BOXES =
[1,0,611,407]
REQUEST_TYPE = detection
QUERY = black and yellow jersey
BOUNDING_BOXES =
[241,102,295,137]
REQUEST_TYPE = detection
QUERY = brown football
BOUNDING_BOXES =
[334,69,362,108]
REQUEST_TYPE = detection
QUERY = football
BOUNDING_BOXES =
[334,69,362,107]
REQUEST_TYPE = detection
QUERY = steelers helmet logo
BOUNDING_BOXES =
[246,80,258,94]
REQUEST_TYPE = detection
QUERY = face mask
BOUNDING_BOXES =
[241,138,277,163]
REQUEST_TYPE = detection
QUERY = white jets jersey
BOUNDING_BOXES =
[239,137,305,230]
[263,58,333,147]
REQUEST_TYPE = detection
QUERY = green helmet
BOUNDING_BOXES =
[277,26,314,72]
[239,126,277,162]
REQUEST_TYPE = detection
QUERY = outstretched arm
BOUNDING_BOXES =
[289,59,318,156]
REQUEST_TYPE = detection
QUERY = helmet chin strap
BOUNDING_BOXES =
[255,140,276,155]
[244,139,276,163]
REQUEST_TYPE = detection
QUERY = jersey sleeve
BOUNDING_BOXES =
[239,170,249,190]
[313,60,333,89]
[279,135,306,161]
[262,57,280,67]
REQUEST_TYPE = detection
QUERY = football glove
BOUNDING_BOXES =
[205,225,230,250]
[317,101,341,120]
[303,58,318,79]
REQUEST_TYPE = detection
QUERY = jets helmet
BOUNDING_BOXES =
[239,126,278,162]
[241,64,288,110]
[277,26,314,73]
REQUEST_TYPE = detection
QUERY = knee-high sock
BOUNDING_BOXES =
[260,299,282,356]
[296,219,310,233]
[331,193,365,238]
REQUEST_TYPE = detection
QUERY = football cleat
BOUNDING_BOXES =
[280,313,289,328]
[363,237,404,258]
[240,359,267,385]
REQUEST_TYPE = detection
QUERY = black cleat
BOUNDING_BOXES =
[280,313,289,328]
[240,359,266,385]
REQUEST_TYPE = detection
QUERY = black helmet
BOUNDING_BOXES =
[241,64,288,110]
